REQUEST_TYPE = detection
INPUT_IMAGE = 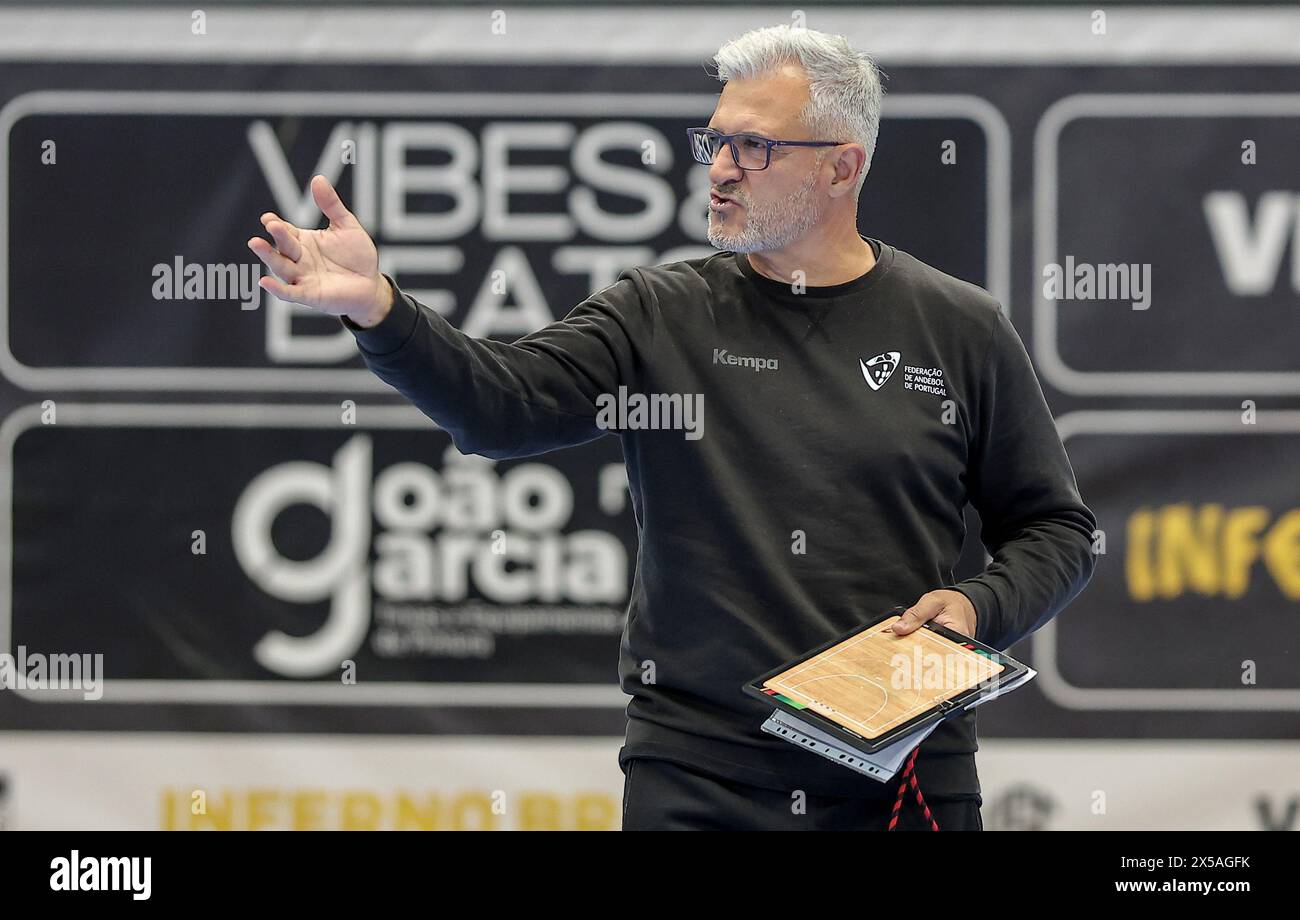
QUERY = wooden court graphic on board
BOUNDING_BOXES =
[762,615,1004,739]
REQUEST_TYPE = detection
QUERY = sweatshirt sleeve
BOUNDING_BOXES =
[947,306,1098,651]
[341,271,654,460]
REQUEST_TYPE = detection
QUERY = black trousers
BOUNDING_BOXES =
[621,757,983,831]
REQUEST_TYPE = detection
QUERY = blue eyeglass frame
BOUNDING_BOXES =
[686,127,845,171]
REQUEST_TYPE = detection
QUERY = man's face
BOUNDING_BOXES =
[705,65,831,254]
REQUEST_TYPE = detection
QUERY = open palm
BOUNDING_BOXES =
[247,174,388,319]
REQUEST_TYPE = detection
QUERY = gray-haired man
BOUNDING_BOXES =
[249,25,1096,830]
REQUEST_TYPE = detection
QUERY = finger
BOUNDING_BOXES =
[936,592,977,637]
[930,613,959,634]
[889,596,943,635]
[940,609,976,638]
[258,213,303,259]
[264,220,303,262]
[257,273,298,303]
[259,212,299,237]
[311,174,356,228]
[247,237,303,284]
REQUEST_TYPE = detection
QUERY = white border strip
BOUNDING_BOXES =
[0,401,632,707]
[1036,410,1300,711]
[0,90,1010,391]
[1,7,1299,63]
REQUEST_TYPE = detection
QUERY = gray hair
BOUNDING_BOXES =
[712,25,885,197]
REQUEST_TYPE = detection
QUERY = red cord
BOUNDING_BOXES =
[887,746,940,831]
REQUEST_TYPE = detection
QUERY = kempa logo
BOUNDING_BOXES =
[859,351,901,391]
[713,348,779,372]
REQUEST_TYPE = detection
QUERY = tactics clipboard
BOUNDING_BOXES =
[743,606,1033,758]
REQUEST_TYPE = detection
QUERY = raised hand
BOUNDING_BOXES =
[247,174,392,327]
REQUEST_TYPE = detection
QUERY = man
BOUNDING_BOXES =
[248,24,1096,831]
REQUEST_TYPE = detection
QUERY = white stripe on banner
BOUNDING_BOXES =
[0,734,1293,830]
[977,739,1300,831]
[0,6,1299,63]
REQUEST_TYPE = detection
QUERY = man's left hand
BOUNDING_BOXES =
[887,589,978,639]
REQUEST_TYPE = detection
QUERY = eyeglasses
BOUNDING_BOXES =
[686,127,845,171]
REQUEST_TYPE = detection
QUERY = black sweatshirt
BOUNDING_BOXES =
[343,236,1098,799]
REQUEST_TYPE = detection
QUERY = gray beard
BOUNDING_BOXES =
[707,162,827,254]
